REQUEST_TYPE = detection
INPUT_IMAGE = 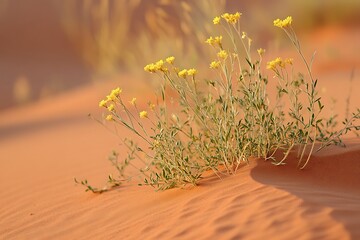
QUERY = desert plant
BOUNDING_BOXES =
[76,12,360,192]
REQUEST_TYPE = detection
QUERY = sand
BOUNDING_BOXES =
[1,27,360,239]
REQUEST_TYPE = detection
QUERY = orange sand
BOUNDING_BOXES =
[1,27,360,239]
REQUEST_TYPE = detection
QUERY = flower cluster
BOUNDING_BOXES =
[178,68,197,78]
[210,60,221,69]
[144,57,175,73]
[273,16,292,28]
[266,57,293,70]
[220,12,242,24]
[178,69,187,78]
[99,87,122,108]
[98,87,122,121]
[205,35,223,47]
[144,55,197,79]
[187,68,197,76]
[139,110,148,119]
[166,56,175,64]
[266,57,284,70]
[213,16,220,25]
[217,50,228,59]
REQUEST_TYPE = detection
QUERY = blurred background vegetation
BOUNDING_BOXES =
[0,0,359,110]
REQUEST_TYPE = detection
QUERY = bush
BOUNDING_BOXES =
[76,12,360,192]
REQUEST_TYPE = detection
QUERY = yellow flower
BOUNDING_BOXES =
[107,104,115,112]
[257,48,265,56]
[178,69,188,78]
[130,97,137,105]
[217,50,228,59]
[155,60,164,70]
[221,13,229,19]
[266,62,276,70]
[106,114,113,121]
[213,16,221,25]
[273,16,293,28]
[273,19,281,27]
[99,99,107,108]
[166,56,175,64]
[266,57,283,70]
[205,36,214,45]
[139,110,148,119]
[234,12,241,19]
[144,60,167,73]
[106,87,122,101]
[156,59,168,72]
[144,63,156,73]
[106,94,116,101]
[206,35,222,47]
[107,93,116,101]
[210,61,221,69]
[214,36,222,45]
[187,68,197,76]
[111,87,122,96]
[221,12,241,24]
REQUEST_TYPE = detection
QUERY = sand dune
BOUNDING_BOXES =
[1,19,360,239]
[1,71,360,239]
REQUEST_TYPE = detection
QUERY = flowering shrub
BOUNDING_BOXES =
[76,13,360,192]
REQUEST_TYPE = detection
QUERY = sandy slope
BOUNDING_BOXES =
[1,26,360,239]
[0,73,359,240]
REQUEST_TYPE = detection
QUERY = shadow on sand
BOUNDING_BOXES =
[250,143,360,238]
